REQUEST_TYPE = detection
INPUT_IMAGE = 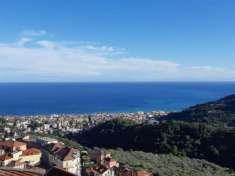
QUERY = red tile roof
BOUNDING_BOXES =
[0,154,12,161]
[54,147,79,161]
[0,141,26,148]
[92,165,109,174]
[135,170,152,176]
[22,148,41,156]
[0,168,43,176]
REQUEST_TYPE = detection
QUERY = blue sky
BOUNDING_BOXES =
[0,0,235,82]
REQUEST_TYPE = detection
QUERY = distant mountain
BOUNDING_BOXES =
[164,94,235,124]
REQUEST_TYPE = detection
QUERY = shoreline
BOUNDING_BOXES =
[0,110,170,118]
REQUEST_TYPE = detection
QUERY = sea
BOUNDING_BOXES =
[0,82,234,115]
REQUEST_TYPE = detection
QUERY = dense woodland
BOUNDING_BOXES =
[164,94,235,124]
[67,94,235,170]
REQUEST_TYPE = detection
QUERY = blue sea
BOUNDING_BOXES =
[0,82,234,115]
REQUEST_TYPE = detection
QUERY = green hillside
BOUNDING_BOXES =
[107,149,234,176]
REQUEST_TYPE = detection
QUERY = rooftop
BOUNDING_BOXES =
[22,148,41,156]
[46,167,77,176]
[54,147,79,161]
[0,154,12,161]
[0,168,43,176]
[135,170,152,176]
[92,165,108,174]
[0,141,26,149]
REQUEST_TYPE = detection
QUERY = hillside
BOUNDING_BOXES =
[106,149,234,176]
[67,94,235,170]
[67,119,235,170]
[164,94,235,124]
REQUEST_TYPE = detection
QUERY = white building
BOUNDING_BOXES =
[48,143,81,176]
[36,136,58,146]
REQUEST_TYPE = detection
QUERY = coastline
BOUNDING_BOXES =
[0,110,170,118]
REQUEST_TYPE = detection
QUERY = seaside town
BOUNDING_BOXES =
[0,111,168,176]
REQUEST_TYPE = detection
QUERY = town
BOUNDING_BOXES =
[0,111,167,138]
[0,111,168,176]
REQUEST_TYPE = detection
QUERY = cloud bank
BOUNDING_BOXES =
[0,30,234,82]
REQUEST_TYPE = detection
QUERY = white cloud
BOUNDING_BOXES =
[21,30,47,37]
[16,37,32,47]
[36,40,57,50]
[0,33,234,82]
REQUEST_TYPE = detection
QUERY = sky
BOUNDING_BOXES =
[0,0,235,82]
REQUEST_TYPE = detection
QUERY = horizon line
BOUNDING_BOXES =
[0,81,235,84]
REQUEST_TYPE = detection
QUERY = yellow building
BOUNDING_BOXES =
[0,140,41,168]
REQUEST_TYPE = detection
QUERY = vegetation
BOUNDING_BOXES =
[66,94,235,171]
[107,149,235,176]
[0,117,6,125]
[164,94,235,124]
[68,120,235,170]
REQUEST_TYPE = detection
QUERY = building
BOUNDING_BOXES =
[90,165,113,176]
[46,166,77,176]
[0,168,44,176]
[88,148,112,164]
[0,140,27,152]
[104,157,119,169]
[36,137,58,146]
[0,140,41,168]
[135,170,152,176]
[47,143,81,176]
[117,165,152,176]
[86,148,119,176]
[117,165,135,176]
